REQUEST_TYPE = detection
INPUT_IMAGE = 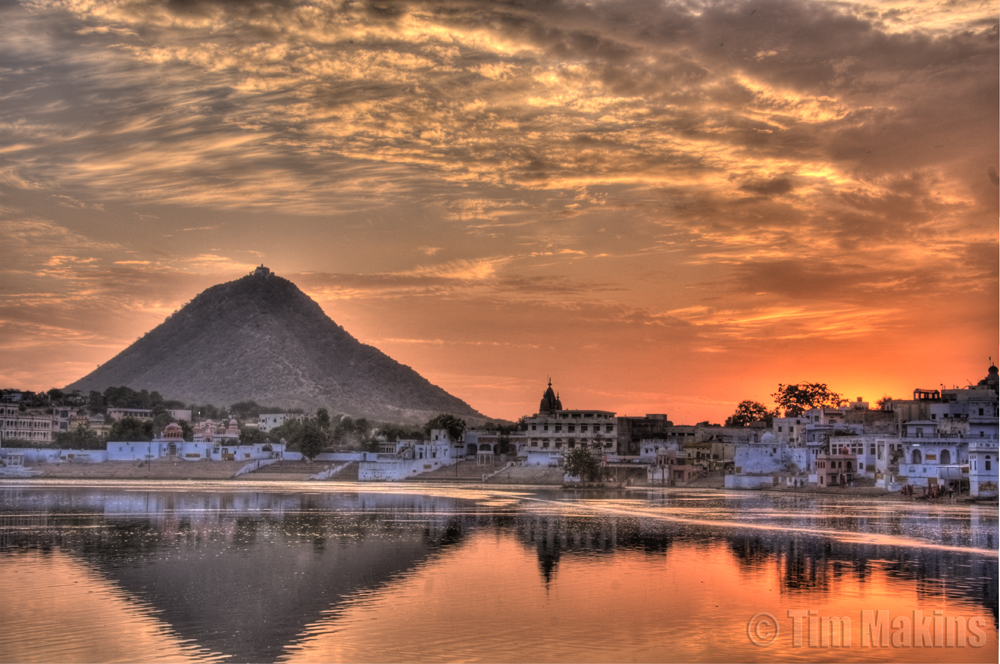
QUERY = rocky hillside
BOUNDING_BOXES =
[66,269,485,423]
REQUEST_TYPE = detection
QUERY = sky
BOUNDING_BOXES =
[0,0,997,424]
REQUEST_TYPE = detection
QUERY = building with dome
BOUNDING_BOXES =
[192,418,241,444]
[522,380,618,465]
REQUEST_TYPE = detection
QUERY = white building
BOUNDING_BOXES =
[167,408,193,422]
[106,422,283,462]
[359,429,457,480]
[462,429,529,460]
[522,381,617,464]
[258,413,306,432]
[968,439,998,498]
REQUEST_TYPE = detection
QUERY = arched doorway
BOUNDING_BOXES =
[912,449,922,464]
[940,449,951,465]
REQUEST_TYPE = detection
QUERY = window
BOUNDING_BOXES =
[606,424,613,433]
[568,425,575,433]
[581,425,588,432]
[543,424,549,431]
[531,424,536,431]
[555,425,562,432]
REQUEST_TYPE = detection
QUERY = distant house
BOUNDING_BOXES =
[167,409,192,422]
[258,413,306,432]
[107,407,153,421]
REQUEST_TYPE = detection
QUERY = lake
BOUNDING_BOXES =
[0,480,996,662]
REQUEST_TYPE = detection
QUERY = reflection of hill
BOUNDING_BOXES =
[0,488,475,662]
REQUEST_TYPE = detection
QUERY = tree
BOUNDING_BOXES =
[497,430,512,456]
[876,395,893,410]
[88,390,106,413]
[563,446,601,481]
[424,413,466,444]
[108,416,154,442]
[298,420,324,461]
[725,400,775,427]
[771,383,844,417]
[230,400,262,422]
[47,388,64,403]
[376,423,424,442]
[53,425,103,450]
[315,408,331,431]
[240,427,269,445]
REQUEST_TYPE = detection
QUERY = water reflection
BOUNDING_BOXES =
[0,483,996,662]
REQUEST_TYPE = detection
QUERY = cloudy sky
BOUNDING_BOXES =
[1,0,996,423]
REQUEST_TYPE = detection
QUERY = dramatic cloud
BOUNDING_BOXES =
[0,0,996,421]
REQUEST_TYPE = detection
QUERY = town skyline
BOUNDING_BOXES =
[1,0,997,424]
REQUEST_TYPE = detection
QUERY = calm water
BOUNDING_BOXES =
[0,480,996,663]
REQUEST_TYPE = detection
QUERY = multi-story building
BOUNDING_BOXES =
[815,446,856,487]
[0,405,53,444]
[107,407,153,421]
[523,381,617,462]
[258,413,306,432]
[892,363,1000,491]
[616,414,672,456]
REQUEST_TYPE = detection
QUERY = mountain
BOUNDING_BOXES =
[66,267,485,423]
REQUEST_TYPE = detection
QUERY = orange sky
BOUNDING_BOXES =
[0,0,996,423]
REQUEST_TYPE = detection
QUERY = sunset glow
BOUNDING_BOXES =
[0,0,996,422]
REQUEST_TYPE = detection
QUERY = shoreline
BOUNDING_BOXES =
[1,464,996,505]
[2,462,996,505]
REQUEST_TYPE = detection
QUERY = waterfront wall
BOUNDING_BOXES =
[1,448,108,463]
[359,455,456,481]
[725,474,778,489]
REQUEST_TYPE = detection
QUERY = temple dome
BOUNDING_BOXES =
[538,380,564,413]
